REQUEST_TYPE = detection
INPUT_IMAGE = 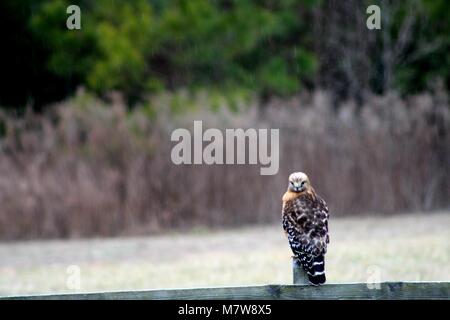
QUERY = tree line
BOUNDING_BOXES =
[0,0,448,110]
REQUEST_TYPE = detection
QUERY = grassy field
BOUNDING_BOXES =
[0,212,449,296]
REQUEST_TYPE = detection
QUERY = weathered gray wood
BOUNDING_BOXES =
[2,282,449,300]
[292,257,309,285]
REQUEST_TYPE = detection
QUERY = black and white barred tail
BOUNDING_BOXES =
[298,253,326,285]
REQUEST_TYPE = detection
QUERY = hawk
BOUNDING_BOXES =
[282,172,330,285]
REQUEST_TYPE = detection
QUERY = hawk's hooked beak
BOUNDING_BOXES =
[292,181,302,192]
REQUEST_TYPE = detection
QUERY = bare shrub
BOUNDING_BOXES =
[0,89,448,240]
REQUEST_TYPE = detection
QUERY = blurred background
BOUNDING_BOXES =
[0,0,448,295]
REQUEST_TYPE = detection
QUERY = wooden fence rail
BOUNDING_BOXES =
[2,259,449,300]
[2,282,449,300]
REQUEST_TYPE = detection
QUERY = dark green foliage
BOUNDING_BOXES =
[0,0,76,110]
[392,0,450,94]
[0,0,449,108]
[23,0,318,106]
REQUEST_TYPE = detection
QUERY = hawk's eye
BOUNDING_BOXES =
[301,181,305,186]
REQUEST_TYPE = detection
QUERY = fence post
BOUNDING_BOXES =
[292,257,309,285]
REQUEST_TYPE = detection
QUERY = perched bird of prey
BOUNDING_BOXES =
[282,172,330,285]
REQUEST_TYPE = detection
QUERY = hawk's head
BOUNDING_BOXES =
[288,172,311,193]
